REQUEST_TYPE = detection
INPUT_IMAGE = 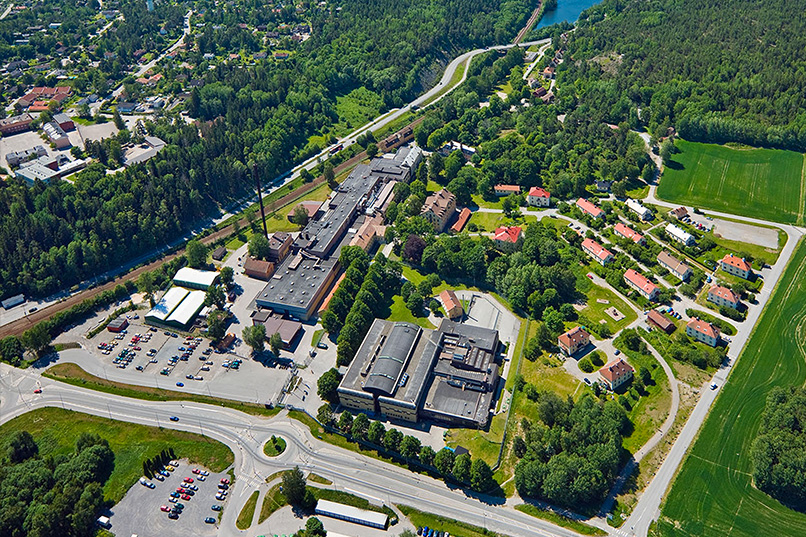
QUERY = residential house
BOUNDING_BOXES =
[708,285,741,310]
[558,326,590,356]
[494,184,520,197]
[541,66,555,79]
[527,186,551,207]
[5,145,47,167]
[720,254,753,280]
[625,199,653,220]
[686,318,720,347]
[598,359,634,391]
[243,258,275,280]
[647,310,675,333]
[595,180,613,192]
[581,238,614,266]
[657,251,692,281]
[493,226,523,252]
[665,223,695,246]
[614,222,645,245]
[624,269,659,300]
[421,189,457,232]
[450,207,471,234]
[439,289,463,320]
[576,197,604,219]
[669,206,688,220]
[211,246,227,261]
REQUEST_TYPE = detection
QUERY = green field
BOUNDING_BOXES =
[334,87,385,136]
[656,239,806,537]
[0,408,234,503]
[657,140,806,224]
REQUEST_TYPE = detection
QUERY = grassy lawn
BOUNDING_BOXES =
[470,194,504,210]
[398,505,508,537]
[656,238,806,537]
[515,504,607,536]
[311,329,325,348]
[657,139,806,224]
[308,473,332,485]
[44,363,282,418]
[468,211,536,232]
[384,295,435,328]
[578,282,637,334]
[443,411,506,467]
[258,483,286,523]
[614,348,673,454]
[236,490,259,529]
[263,436,287,457]
[705,229,784,268]
[0,408,233,503]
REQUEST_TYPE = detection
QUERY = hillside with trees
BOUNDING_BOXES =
[558,0,806,150]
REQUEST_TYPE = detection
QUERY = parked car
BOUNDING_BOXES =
[205,517,216,524]
[160,505,170,512]
[181,494,191,501]
[212,505,222,511]
[184,477,194,483]
[168,512,179,519]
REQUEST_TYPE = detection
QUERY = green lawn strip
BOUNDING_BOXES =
[514,504,607,536]
[263,436,287,457]
[236,490,260,530]
[468,211,536,232]
[398,504,508,537]
[385,295,435,328]
[311,329,325,348]
[613,348,672,454]
[470,193,504,210]
[308,473,332,485]
[258,483,287,523]
[43,362,282,417]
[0,407,233,503]
[657,238,806,537]
[371,111,415,141]
[657,139,804,224]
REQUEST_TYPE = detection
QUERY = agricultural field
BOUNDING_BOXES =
[655,239,806,537]
[657,140,806,224]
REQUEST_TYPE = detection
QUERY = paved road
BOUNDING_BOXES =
[0,3,13,19]
[0,363,581,537]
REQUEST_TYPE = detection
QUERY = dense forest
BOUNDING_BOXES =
[0,432,113,537]
[559,0,806,150]
[751,386,806,510]
[513,393,628,507]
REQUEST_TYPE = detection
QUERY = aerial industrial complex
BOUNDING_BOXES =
[338,318,501,428]
[255,147,422,320]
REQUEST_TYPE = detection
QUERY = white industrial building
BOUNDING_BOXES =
[314,500,389,529]
[165,290,206,327]
[172,267,219,290]
[145,287,189,324]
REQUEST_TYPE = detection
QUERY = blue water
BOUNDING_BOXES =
[535,0,602,29]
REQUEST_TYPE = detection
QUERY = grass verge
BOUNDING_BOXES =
[398,505,507,537]
[236,490,259,530]
[263,436,287,457]
[514,504,607,536]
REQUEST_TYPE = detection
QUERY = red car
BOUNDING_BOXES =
[192,468,200,474]
[220,478,230,485]
[160,505,170,512]
[134,346,142,351]
[33,388,42,394]
[183,477,194,483]
[181,494,191,501]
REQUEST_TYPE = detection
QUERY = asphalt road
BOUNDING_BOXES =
[0,364,581,537]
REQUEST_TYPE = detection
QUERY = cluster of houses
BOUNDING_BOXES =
[557,326,634,391]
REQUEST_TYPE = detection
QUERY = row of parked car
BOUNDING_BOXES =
[418,527,450,537]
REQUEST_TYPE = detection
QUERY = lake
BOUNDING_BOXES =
[535,0,602,29]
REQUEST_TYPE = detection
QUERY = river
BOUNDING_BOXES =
[535,0,602,29]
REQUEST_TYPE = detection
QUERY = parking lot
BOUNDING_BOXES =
[105,459,231,537]
[54,316,294,405]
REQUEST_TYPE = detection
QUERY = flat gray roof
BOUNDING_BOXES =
[255,253,338,312]
[315,499,388,527]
